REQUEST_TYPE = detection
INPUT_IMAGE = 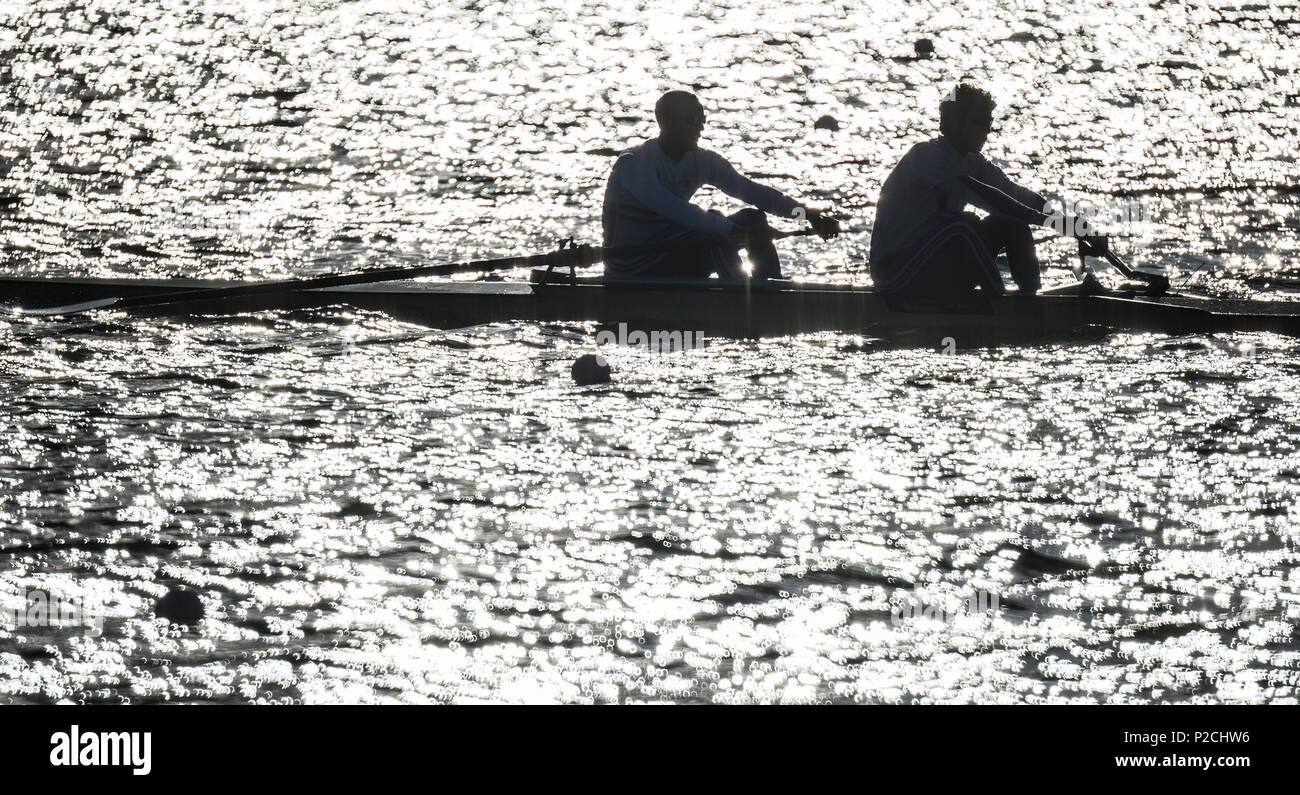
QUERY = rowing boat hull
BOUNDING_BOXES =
[3,276,1299,347]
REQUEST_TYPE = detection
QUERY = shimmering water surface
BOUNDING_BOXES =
[1,0,1299,703]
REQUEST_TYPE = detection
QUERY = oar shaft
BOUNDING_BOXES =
[106,252,550,312]
[1076,234,1169,295]
[44,228,817,315]
[1102,249,1136,278]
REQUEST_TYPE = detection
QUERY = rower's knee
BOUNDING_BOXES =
[729,208,769,230]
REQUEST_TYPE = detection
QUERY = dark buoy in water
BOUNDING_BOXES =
[813,114,840,131]
[156,588,203,626]
[337,498,377,517]
[571,353,611,385]
[914,38,935,58]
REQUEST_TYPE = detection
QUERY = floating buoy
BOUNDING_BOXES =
[337,499,377,517]
[813,115,840,131]
[914,38,935,58]
[156,588,204,626]
[571,353,611,385]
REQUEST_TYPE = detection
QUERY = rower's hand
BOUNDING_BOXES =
[1077,234,1109,258]
[804,208,842,240]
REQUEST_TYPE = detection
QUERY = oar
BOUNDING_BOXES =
[18,228,819,317]
[1077,237,1170,296]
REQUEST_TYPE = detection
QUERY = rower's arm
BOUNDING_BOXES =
[706,154,803,221]
[958,174,1051,227]
[614,155,734,236]
[970,155,1048,211]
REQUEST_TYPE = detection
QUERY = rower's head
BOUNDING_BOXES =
[940,83,995,154]
[655,90,705,159]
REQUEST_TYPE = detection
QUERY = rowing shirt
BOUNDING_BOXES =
[601,139,802,278]
[869,136,1047,282]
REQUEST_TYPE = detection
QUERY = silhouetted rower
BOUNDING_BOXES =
[602,90,838,280]
[870,84,1107,300]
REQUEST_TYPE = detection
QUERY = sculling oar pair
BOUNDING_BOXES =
[14,228,822,317]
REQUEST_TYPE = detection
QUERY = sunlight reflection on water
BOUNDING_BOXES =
[1,0,1299,703]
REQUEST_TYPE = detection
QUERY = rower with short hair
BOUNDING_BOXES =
[601,90,839,280]
[869,83,1106,300]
